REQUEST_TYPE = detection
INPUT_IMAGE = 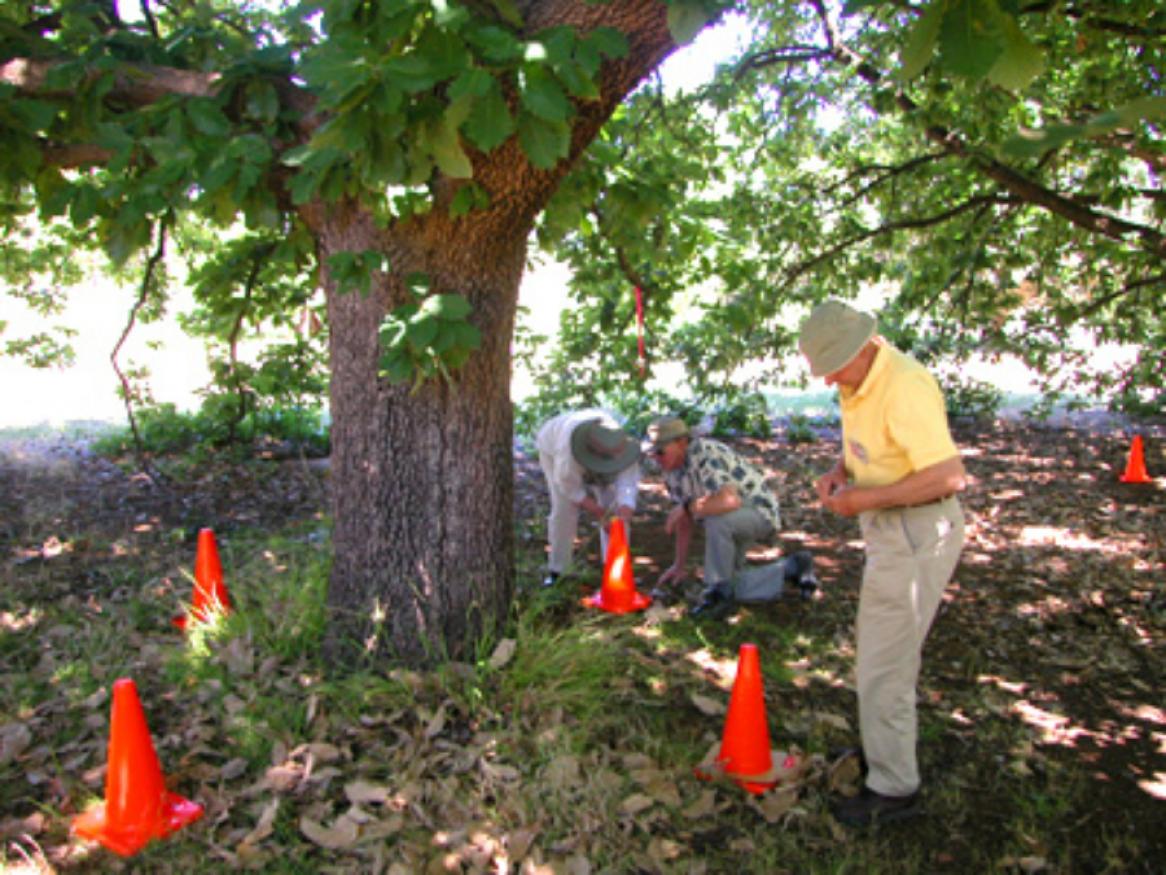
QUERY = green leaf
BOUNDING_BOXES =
[244,81,280,123]
[517,113,570,169]
[554,61,599,100]
[378,351,413,383]
[938,0,1005,79]
[186,98,232,137]
[842,0,886,12]
[899,0,944,80]
[429,115,473,179]
[449,68,495,100]
[382,55,438,94]
[986,13,1043,91]
[584,27,629,62]
[463,83,514,152]
[406,314,438,351]
[449,182,490,217]
[666,1,711,47]
[465,24,523,62]
[419,293,472,321]
[405,272,431,297]
[1113,95,1166,127]
[520,65,572,123]
[1002,97,1166,158]
[11,99,57,132]
[487,0,524,28]
[70,185,101,225]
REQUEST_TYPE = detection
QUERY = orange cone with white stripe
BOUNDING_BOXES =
[173,528,232,630]
[581,518,651,613]
[72,678,203,855]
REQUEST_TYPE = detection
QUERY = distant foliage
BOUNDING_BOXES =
[940,375,1004,421]
[92,403,329,458]
[709,392,772,438]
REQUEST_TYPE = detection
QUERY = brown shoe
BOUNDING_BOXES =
[831,786,921,827]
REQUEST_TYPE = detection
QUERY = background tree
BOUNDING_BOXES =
[532,0,1164,418]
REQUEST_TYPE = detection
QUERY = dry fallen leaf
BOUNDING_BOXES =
[0,723,32,765]
[237,797,279,850]
[345,779,392,806]
[690,693,725,716]
[489,638,517,669]
[506,827,537,862]
[300,813,360,849]
[619,793,655,816]
[682,790,718,819]
[754,787,799,823]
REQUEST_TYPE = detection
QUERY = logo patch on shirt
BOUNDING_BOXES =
[848,439,869,464]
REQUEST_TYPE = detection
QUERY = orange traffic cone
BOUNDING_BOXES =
[716,643,777,794]
[581,518,651,614]
[173,528,232,630]
[72,678,204,856]
[1119,435,1152,484]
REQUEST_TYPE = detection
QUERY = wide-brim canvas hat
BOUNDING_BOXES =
[571,419,640,475]
[798,299,877,377]
[645,416,690,450]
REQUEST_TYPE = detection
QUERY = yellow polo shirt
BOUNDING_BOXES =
[838,341,959,488]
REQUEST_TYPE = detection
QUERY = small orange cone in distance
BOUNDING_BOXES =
[1119,435,1152,484]
[173,528,232,629]
[581,518,651,614]
[716,642,778,795]
[73,678,203,856]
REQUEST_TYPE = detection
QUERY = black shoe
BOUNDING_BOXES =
[783,550,819,600]
[541,571,561,588]
[831,786,921,827]
[690,586,736,620]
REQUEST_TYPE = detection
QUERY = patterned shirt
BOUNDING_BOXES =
[663,437,781,531]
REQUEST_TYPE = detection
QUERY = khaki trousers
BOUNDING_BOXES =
[857,496,964,796]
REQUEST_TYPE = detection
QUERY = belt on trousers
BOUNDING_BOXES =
[904,493,955,509]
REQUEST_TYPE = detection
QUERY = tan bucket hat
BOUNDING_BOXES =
[798,299,877,377]
[570,419,640,475]
[644,416,690,451]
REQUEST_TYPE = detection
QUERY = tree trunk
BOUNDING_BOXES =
[308,0,679,669]
[319,203,526,667]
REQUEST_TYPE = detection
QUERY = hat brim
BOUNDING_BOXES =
[807,314,876,377]
[571,420,640,475]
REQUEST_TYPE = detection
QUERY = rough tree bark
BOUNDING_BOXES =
[306,0,678,667]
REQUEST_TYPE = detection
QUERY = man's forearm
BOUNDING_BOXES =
[862,456,967,511]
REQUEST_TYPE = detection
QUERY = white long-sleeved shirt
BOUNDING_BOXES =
[535,408,640,507]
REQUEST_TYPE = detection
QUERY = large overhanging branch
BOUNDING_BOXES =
[1,57,221,104]
[805,5,1166,260]
[468,0,679,223]
[781,194,1014,287]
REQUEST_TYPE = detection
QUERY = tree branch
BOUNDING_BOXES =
[782,194,1013,287]
[111,213,171,485]
[1078,271,1166,320]
[809,7,1166,259]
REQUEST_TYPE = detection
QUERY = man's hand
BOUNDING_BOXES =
[815,465,848,503]
[657,563,687,588]
[823,485,866,517]
[579,496,606,520]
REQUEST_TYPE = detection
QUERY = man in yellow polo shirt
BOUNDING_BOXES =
[799,299,967,828]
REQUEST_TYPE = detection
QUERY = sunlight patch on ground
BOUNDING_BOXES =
[685,648,738,689]
[1017,525,1141,553]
